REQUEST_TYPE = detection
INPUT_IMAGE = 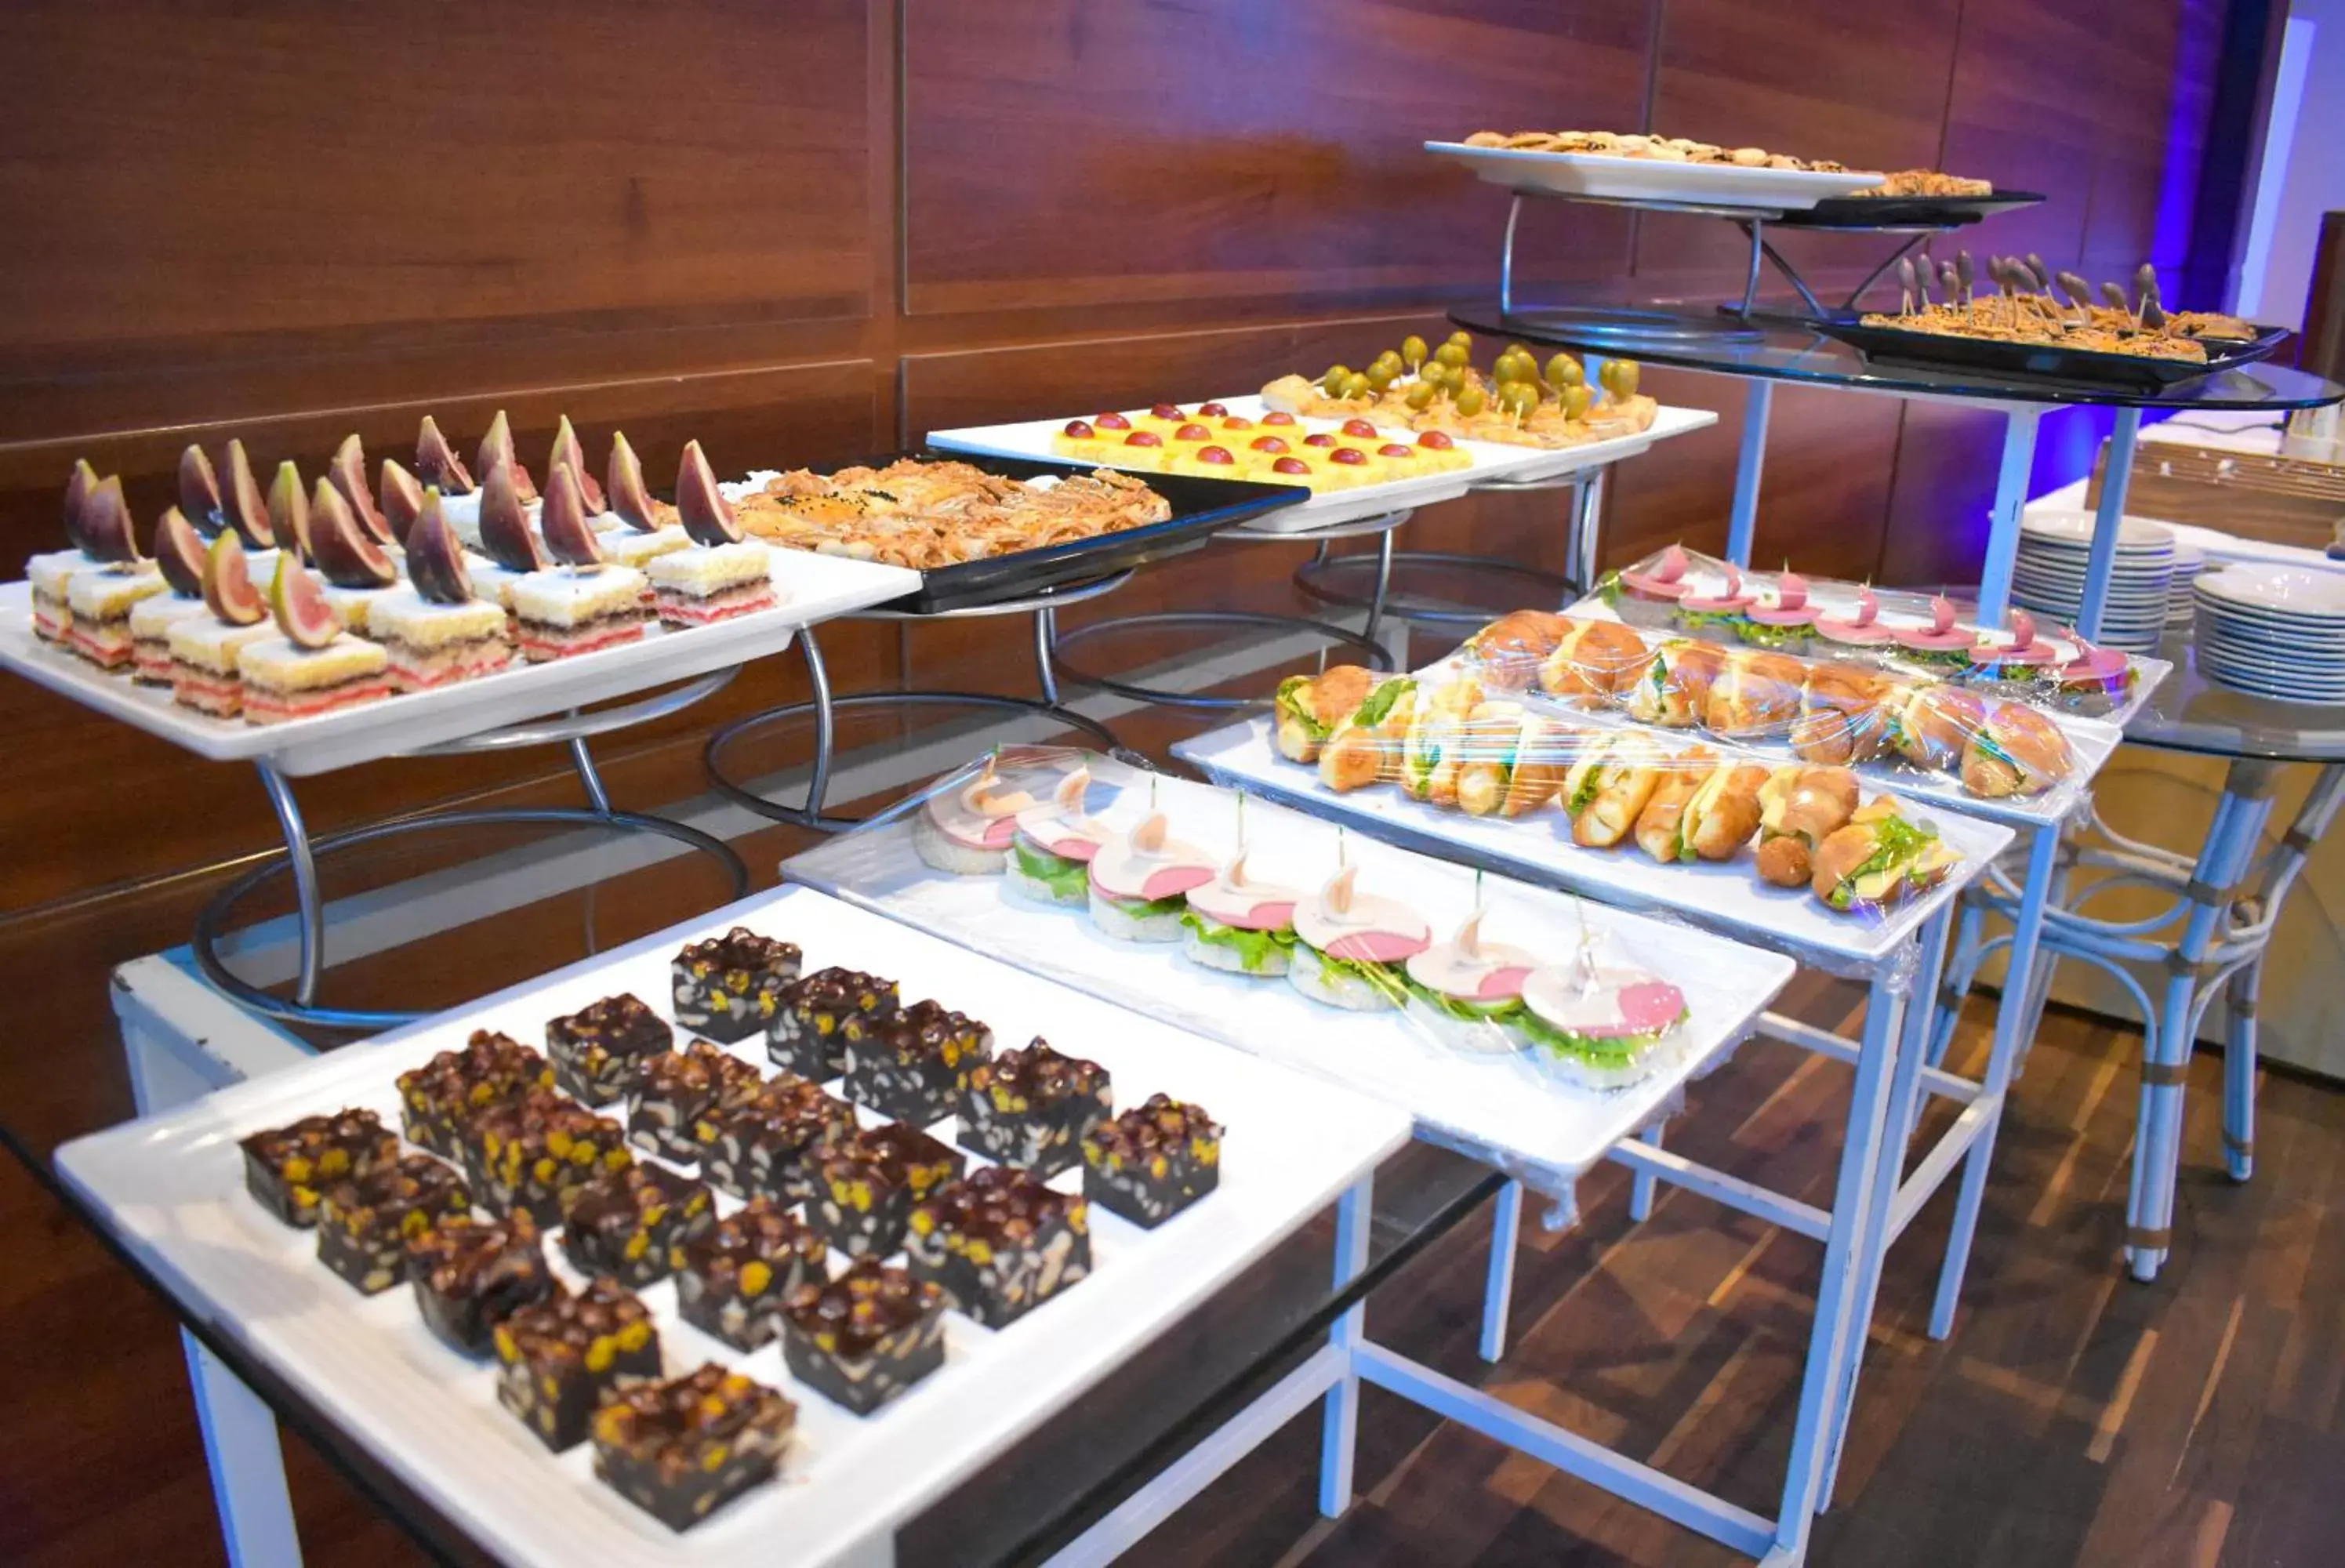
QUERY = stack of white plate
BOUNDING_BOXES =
[2166,542,2208,631]
[2011,510,2176,653]
[2192,564,2345,702]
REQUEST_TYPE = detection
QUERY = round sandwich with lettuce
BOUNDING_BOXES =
[1518,960,1690,1091]
[914,757,1039,874]
[1087,811,1217,942]
[1007,768,1113,906]
[1289,866,1430,1011]
[1181,851,1303,976]
[1402,910,1537,1051]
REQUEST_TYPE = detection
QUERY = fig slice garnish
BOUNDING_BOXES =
[177,445,224,537]
[62,458,100,554]
[203,532,267,626]
[404,489,476,606]
[416,415,476,495]
[80,475,142,564]
[606,430,662,532]
[329,434,396,546]
[477,454,547,572]
[222,440,275,548]
[477,409,539,505]
[547,415,606,514]
[268,460,311,564]
[676,440,742,546]
[378,458,427,545]
[270,551,342,651]
[307,477,397,589]
[539,464,604,568]
[154,506,208,596]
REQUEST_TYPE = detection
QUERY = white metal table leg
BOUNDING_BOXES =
[2076,408,2142,640]
[1929,824,2062,1337]
[1973,406,2044,628]
[1771,968,1908,1552]
[1725,382,1773,567]
[1320,1173,1373,1516]
[1817,908,1952,1508]
[1628,1123,1663,1221]
[183,1334,305,1568]
[1479,1178,1523,1363]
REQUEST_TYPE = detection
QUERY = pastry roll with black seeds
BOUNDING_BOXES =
[673,1197,829,1350]
[316,1152,471,1293]
[671,927,802,1043]
[958,1040,1112,1178]
[842,998,993,1124]
[695,1072,858,1202]
[782,1258,948,1415]
[406,1211,557,1356]
[906,1167,1091,1327]
[627,1039,763,1163]
[545,993,673,1107]
[592,1363,796,1530]
[1082,1094,1222,1228]
[494,1277,662,1451]
[239,1108,398,1227]
[461,1089,632,1225]
[767,966,898,1080]
[560,1162,715,1288]
[810,1122,967,1258]
[395,1031,554,1157]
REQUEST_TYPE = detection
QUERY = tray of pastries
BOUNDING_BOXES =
[55,886,1407,1567]
[1827,257,2285,389]
[1428,130,1884,209]
[723,452,1301,612]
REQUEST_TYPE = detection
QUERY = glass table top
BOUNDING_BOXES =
[1448,301,2345,412]
[2124,630,2345,763]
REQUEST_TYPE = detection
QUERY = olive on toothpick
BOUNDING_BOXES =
[1897,256,1918,315]
[1956,249,1976,306]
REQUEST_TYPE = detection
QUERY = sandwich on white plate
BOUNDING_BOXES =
[1007,768,1113,906]
[914,756,1040,875]
[1289,866,1431,1012]
[1180,851,1305,977]
[1087,812,1217,943]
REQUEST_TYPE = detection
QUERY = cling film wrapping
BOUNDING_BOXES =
[1419,602,2114,817]
[1588,543,2168,724]
[783,746,1810,1207]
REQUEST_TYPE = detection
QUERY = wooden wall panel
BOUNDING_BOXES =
[1636,0,1965,292]
[902,0,1652,323]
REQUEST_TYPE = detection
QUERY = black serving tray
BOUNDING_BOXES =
[756,450,1308,615]
[1774,190,2046,230]
[1809,314,2292,392]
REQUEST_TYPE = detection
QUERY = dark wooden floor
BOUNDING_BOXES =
[8,971,2341,1566]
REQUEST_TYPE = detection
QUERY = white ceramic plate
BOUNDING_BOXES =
[2018,510,2177,550]
[2195,563,2345,619]
[54,887,1410,1568]
[1423,141,1884,211]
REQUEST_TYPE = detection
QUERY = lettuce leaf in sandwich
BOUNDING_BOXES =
[1825,813,1940,910]
[1352,676,1415,729]
[1276,676,1331,746]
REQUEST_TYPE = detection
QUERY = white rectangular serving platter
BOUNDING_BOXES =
[1424,141,1883,210]
[785,762,1799,1187]
[0,551,919,777]
[1171,717,2014,971]
[925,396,1716,535]
[54,886,1409,1568]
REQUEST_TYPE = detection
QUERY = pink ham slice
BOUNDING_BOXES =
[981,817,1019,849]
[1032,833,1102,862]
[1476,966,1533,1000]
[1224,899,1296,932]
[1578,979,1687,1038]
[1137,865,1214,901]
[1323,930,1428,964]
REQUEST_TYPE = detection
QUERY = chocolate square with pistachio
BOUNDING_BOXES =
[842,998,994,1124]
[767,966,898,1080]
[673,1196,829,1351]
[782,1258,949,1416]
[406,1210,558,1356]
[695,1072,859,1202]
[811,1122,967,1258]
[460,1089,632,1226]
[591,1363,796,1532]
[546,993,673,1107]
[671,927,802,1044]
[958,1039,1113,1178]
[316,1152,471,1294]
[627,1040,764,1163]
[494,1277,663,1452]
[238,1107,399,1227]
[560,1161,716,1288]
[395,1030,555,1157]
[1082,1094,1222,1229]
[906,1167,1092,1327]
